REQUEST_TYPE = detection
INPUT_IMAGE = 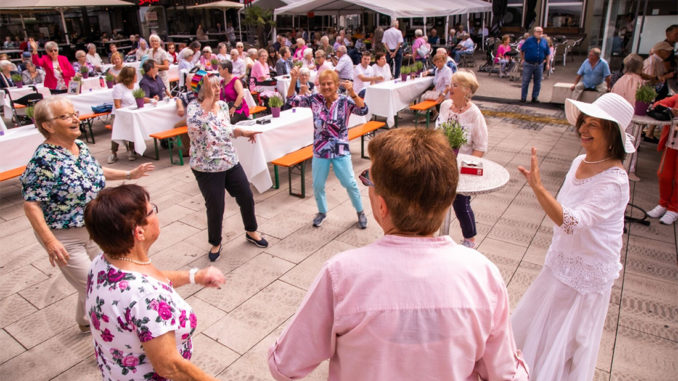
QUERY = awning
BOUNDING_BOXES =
[273,0,491,18]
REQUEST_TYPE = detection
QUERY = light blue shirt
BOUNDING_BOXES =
[577,58,611,89]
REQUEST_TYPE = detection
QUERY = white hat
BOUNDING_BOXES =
[565,93,636,153]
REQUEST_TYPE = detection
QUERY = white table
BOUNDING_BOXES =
[80,76,105,92]
[364,76,434,127]
[628,114,678,179]
[64,88,114,115]
[439,154,510,235]
[1,85,52,117]
[111,100,183,156]
[232,107,367,193]
[0,125,44,172]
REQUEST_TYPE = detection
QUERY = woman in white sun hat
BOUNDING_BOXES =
[511,92,634,381]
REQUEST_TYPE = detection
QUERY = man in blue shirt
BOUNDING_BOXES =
[520,26,550,103]
[570,48,611,100]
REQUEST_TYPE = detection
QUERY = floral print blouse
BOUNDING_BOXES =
[86,254,196,380]
[20,140,105,229]
[287,94,368,159]
[186,100,239,172]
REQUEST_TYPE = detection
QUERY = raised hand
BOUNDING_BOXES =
[518,147,543,190]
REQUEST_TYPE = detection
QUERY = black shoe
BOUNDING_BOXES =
[312,213,327,227]
[246,233,269,248]
[357,211,367,229]
[519,98,527,103]
[208,244,222,262]
[531,98,539,103]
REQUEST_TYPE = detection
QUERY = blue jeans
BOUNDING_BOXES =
[453,50,473,63]
[521,62,543,101]
[312,155,363,214]
[387,49,403,78]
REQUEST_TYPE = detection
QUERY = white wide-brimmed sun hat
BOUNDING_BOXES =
[565,92,636,153]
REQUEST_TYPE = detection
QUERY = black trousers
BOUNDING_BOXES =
[192,163,258,246]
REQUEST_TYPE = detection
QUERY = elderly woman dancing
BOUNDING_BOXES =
[21,97,154,333]
[29,39,75,94]
[85,184,225,380]
[268,128,529,381]
[511,93,635,380]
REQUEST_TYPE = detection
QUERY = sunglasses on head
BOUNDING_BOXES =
[359,169,374,187]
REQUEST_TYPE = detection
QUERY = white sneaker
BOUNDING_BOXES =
[107,153,118,164]
[128,152,138,161]
[647,205,667,219]
[659,210,678,225]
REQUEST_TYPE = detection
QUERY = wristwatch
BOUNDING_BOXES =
[189,268,199,284]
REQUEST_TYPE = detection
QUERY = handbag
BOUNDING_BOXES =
[647,105,673,121]
[421,90,441,101]
[91,103,113,113]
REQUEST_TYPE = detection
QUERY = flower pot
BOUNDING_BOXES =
[81,72,89,79]
[634,100,650,116]
[271,106,281,118]
[15,81,23,88]
[453,148,460,156]
[135,98,145,108]
[106,80,114,88]
[401,74,408,82]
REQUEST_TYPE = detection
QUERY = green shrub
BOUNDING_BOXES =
[441,119,467,149]
[132,88,146,99]
[635,85,656,103]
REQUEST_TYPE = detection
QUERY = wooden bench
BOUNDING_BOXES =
[409,99,441,129]
[78,111,111,144]
[148,126,188,165]
[250,105,267,117]
[0,166,26,182]
[271,121,386,198]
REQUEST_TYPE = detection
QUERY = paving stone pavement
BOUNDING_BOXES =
[0,93,677,380]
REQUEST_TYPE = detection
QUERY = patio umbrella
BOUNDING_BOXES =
[187,1,244,41]
[0,0,134,45]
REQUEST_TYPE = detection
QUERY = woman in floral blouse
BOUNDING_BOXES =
[286,67,369,229]
[84,184,225,380]
[21,97,154,333]
[186,72,268,262]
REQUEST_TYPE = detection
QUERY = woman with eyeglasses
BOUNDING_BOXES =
[84,184,225,381]
[29,38,75,94]
[20,97,154,334]
[269,128,529,380]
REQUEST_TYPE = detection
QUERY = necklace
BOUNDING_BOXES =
[582,157,611,164]
[107,254,152,265]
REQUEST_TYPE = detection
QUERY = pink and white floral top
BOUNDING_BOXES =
[186,100,238,172]
[86,254,196,381]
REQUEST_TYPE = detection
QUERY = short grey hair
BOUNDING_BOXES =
[337,45,347,54]
[622,53,643,74]
[148,34,162,43]
[0,60,15,71]
[391,20,398,28]
[320,36,329,44]
[86,43,96,51]
[44,41,58,51]
[303,48,313,58]
[299,67,310,77]
[179,47,194,59]
[590,48,601,57]
[415,29,423,37]
[197,75,221,103]
[34,96,72,138]
[75,50,86,59]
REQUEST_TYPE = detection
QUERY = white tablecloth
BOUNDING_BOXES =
[1,85,52,117]
[111,100,183,156]
[64,88,114,115]
[275,72,317,95]
[0,125,44,172]
[364,76,434,127]
[80,76,105,92]
[233,107,369,193]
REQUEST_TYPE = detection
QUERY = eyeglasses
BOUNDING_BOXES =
[359,169,374,187]
[147,203,159,217]
[50,111,80,121]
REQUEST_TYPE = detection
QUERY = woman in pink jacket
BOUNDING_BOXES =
[29,38,75,94]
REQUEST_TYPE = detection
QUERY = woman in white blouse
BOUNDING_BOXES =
[435,70,488,248]
[512,93,634,381]
[85,43,103,73]
[109,67,141,163]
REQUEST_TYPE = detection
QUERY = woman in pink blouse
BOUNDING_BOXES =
[249,48,271,91]
[268,128,529,381]
[495,35,512,77]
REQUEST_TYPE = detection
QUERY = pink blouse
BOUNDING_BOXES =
[268,235,529,381]
[495,44,511,63]
[611,73,644,107]
[251,60,270,81]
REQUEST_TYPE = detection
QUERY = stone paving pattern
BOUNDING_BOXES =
[0,58,677,380]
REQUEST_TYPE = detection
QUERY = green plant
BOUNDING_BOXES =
[268,94,284,108]
[132,88,146,99]
[79,66,89,74]
[72,75,82,82]
[292,60,303,68]
[401,66,411,75]
[211,58,219,66]
[105,72,115,82]
[25,105,35,120]
[11,73,22,82]
[415,61,424,72]
[140,68,145,76]
[635,85,657,103]
[243,5,276,48]
[441,119,467,150]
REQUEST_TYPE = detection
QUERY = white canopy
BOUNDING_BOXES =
[273,0,491,18]
[186,1,244,10]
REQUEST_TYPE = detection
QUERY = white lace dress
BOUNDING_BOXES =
[511,155,628,381]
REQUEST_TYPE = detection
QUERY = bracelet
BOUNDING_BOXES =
[189,268,199,284]
[125,171,131,180]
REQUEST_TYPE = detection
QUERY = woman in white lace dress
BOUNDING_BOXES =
[511,93,635,381]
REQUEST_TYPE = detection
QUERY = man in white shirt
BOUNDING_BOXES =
[353,51,380,97]
[382,20,404,77]
[230,48,246,78]
[371,52,392,84]
[452,33,475,63]
[334,45,354,82]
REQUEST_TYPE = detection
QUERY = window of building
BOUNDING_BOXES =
[505,0,524,27]
[545,0,586,28]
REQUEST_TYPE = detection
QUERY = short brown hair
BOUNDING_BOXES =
[117,66,136,86]
[85,184,150,256]
[575,113,626,161]
[368,128,458,235]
